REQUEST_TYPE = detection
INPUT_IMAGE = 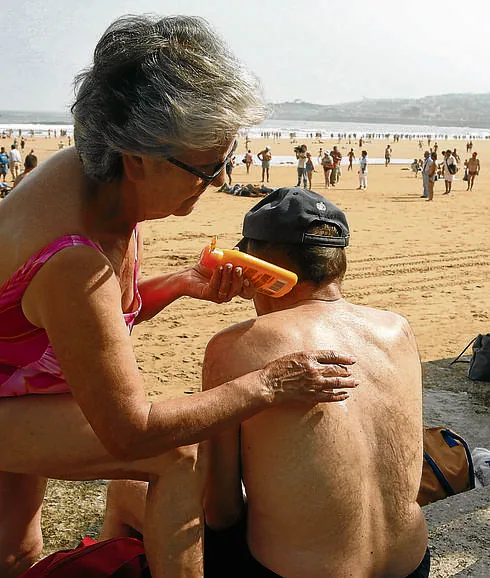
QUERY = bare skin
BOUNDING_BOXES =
[257,148,271,182]
[202,281,427,577]
[102,280,427,577]
[348,149,355,170]
[0,148,358,577]
[305,152,314,189]
[466,155,480,191]
[321,153,333,188]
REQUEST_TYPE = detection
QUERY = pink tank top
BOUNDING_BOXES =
[0,233,141,397]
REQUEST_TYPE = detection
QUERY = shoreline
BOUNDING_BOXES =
[1,119,490,139]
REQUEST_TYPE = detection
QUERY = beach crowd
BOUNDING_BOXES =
[219,135,482,200]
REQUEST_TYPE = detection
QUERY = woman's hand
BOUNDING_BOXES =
[181,263,256,303]
[260,350,359,405]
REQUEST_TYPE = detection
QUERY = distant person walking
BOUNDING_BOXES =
[257,145,272,183]
[420,151,433,199]
[384,145,392,167]
[0,147,8,183]
[321,151,333,188]
[330,146,342,186]
[466,152,480,191]
[347,148,355,171]
[442,149,457,195]
[295,144,308,188]
[8,144,22,182]
[305,152,315,190]
[244,149,253,174]
[411,158,420,177]
[357,150,368,190]
[225,154,235,185]
[426,152,437,202]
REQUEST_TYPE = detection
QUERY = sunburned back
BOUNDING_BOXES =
[239,301,427,577]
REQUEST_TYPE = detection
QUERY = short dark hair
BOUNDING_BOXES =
[243,222,347,285]
[25,154,38,170]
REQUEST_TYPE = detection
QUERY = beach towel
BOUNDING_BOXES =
[417,426,475,506]
[20,536,149,578]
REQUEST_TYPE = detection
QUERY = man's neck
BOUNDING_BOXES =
[254,281,343,316]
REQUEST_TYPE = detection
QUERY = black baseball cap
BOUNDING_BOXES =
[238,187,350,248]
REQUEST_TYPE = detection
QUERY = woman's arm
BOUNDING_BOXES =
[137,262,254,322]
[23,245,358,462]
[135,227,253,322]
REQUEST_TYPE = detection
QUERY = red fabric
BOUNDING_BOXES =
[20,536,149,577]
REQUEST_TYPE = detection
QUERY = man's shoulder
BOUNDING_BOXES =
[360,306,416,351]
[206,316,274,357]
[203,317,275,388]
[359,304,407,324]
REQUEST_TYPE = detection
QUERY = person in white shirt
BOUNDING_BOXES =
[295,144,308,188]
[443,149,457,195]
[420,151,433,198]
[357,150,368,189]
[8,145,22,182]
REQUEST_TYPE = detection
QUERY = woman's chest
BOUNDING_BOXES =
[104,234,139,313]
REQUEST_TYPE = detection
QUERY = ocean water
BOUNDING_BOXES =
[253,119,490,139]
[1,110,490,139]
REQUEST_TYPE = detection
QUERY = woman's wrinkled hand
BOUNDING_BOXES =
[260,350,359,405]
[182,263,256,303]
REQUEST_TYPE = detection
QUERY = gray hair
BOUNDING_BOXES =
[72,14,265,182]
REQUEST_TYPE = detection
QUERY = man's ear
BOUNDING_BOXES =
[122,153,145,183]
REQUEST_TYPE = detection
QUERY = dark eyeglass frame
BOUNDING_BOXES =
[166,139,238,183]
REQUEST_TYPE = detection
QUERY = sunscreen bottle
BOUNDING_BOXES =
[200,236,298,298]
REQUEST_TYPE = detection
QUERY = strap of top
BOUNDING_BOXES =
[0,235,103,297]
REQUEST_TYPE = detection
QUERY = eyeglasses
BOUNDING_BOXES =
[166,139,238,184]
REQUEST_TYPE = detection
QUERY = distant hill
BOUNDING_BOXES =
[0,110,72,125]
[268,93,490,129]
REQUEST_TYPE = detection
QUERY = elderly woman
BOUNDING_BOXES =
[0,15,357,578]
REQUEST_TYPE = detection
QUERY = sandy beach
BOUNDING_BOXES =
[8,134,489,396]
[5,134,490,576]
[124,134,490,400]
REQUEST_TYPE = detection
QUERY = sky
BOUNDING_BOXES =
[2,0,490,112]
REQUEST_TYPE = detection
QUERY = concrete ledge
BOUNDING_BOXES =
[423,487,490,577]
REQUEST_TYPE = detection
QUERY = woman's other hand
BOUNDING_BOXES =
[261,350,359,405]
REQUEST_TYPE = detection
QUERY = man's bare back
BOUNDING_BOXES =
[204,298,427,577]
[203,187,427,578]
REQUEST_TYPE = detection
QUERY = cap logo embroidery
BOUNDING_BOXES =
[316,202,327,211]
